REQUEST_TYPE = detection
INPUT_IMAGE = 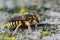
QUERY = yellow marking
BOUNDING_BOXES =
[10,22,13,27]
[22,15,25,19]
[19,21,21,24]
[29,17,32,18]
[32,20,37,24]
[13,22,16,27]
[6,23,11,29]
[25,21,30,26]
[16,21,19,26]
[9,22,12,29]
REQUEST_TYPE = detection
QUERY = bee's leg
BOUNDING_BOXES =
[32,20,38,31]
[28,26,32,35]
[35,24,37,31]
[12,23,22,36]
[24,21,32,35]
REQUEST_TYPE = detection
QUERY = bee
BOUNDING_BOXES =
[4,13,40,36]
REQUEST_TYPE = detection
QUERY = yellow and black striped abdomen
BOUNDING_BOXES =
[5,21,21,30]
